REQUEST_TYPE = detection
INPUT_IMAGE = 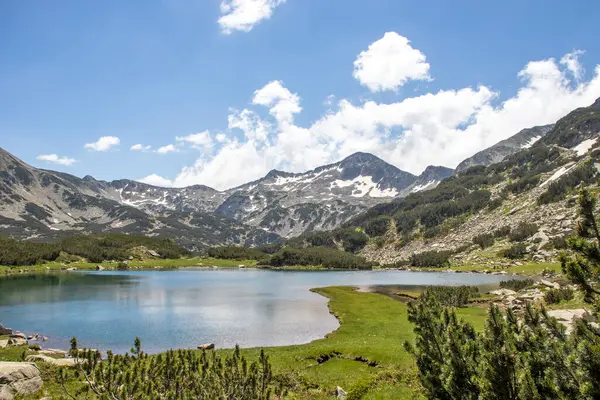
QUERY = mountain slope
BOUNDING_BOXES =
[455,124,554,172]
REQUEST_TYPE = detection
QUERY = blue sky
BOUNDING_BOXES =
[1,0,600,190]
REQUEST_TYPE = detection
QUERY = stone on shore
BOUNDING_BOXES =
[10,334,25,340]
[198,343,215,350]
[0,362,42,400]
[490,289,517,297]
[24,355,78,367]
[7,338,26,347]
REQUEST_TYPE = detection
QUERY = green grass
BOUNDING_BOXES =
[0,287,490,399]
[0,257,259,275]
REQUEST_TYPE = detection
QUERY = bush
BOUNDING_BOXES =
[335,228,369,253]
[410,250,452,268]
[494,226,511,238]
[538,162,598,204]
[487,198,504,211]
[545,287,574,304]
[502,243,527,259]
[473,233,495,249]
[508,222,539,242]
[499,278,535,292]
[422,286,479,307]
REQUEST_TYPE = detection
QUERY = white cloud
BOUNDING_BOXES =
[137,174,173,187]
[176,131,213,150]
[156,144,178,154]
[252,80,301,125]
[84,136,120,152]
[158,50,599,191]
[560,50,585,81]
[218,0,286,34]
[353,32,431,92]
[215,133,228,143]
[36,154,76,166]
[130,144,151,151]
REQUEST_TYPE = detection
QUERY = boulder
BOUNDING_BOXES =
[336,386,347,399]
[541,279,560,290]
[0,340,8,349]
[0,325,12,336]
[10,333,25,340]
[547,309,588,334]
[148,250,160,257]
[490,289,517,297]
[24,355,77,367]
[39,349,66,358]
[95,265,105,271]
[0,362,42,400]
[7,338,26,347]
[197,343,215,350]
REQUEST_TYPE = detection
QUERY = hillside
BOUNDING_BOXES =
[290,98,600,268]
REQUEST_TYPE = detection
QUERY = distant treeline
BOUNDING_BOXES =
[0,234,190,266]
[206,244,373,269]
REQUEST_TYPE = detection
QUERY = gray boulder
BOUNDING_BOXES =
[0,362,42,400]
[24,355,78,367]
[0,325,12,336]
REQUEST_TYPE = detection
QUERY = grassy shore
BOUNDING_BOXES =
[0,286,491,399]
[0,257,259,275]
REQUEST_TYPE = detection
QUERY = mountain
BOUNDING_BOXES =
[455,124,554,172]
[404,165,455,194]
[0,148,440,245]
[313,97,600,267]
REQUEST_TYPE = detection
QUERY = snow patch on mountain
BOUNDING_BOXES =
[411,180,438,193]
[572,138,598,156]
[522,135,542,149]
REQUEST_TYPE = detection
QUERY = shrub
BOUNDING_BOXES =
[494,226,511,238]
[508,222,539,242]
[487,198,503,211]
[422,286,479,307]
[207,246,266,260]
[538,162,597,204]
[545,287,574,304]
[267,246,372,269]
[502,243,527,259]
[551,236,568,249]
[410,250,452,268]
[499,278,535,292]
[335,228,369,253]
[473,233,495,249]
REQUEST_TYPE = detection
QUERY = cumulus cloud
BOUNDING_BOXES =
[218,0,287,34]
[137,174,173,187]
[146,45,599,191]
[561,50,586,81]
[353,32,431,92]
[36,154,76,166]
[156,144,178,154]
[130,144,151,151]
[176,131,213,150]
[84,136,120,152]
[252,80,301,125]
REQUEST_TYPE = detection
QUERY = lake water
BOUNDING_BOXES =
[0,268,509,353]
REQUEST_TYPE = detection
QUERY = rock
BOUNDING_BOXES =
[336,386,347,399]
[128,256,134,260]
[10,333,26,340]
[41,337,48,342]
[148,250,160,257]
[25,355,78,367]
[39,349,66,358]
[197,343,215,350]
[541,279,560,289]
[0,340,8,349]
[66,267,77,271]
[547,309,588,334]
[7,338,26,347]
[0,324,13,336]
[0,362,42,400]
[96,265,105,271]
[490,289,517,297]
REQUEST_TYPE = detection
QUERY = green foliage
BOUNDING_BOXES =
[499,278,534,292]
[504,173,541,195]
[335,228,369,253]
[422,285,479,307]
[493,225,511,238]
[207,246,267,261]
[407,183,600,400]
[508,222,539,242]
[267,246,373,269]
[538,161,598,205]
[502,243,527,259]
[0,234,190,266]
[62,337,281,400]
[410,250,452,268]
[545,287,575,304]
[473,233,495,249]
[363,216,391,237]
[0,236,61,266]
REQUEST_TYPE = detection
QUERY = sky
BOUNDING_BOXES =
[1,0,600,191]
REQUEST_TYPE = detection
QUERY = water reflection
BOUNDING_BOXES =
[0,269,508,353]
